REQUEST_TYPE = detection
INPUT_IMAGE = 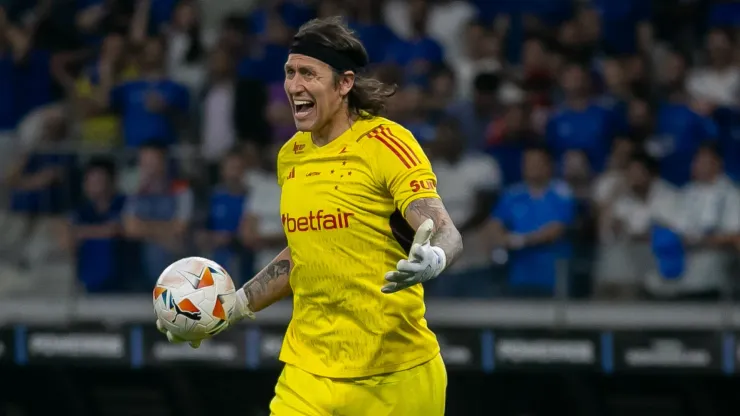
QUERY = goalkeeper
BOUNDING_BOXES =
[157,16,463,416]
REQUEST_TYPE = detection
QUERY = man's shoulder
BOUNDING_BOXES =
[355,117,420,153]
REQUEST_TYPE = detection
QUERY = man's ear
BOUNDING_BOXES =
[338,71,355,97]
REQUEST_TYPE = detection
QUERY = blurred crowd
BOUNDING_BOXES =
[0,0,738,301]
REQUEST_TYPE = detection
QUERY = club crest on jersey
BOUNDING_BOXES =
[287,167,295,180]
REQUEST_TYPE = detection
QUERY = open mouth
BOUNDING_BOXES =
[293,99,315,118]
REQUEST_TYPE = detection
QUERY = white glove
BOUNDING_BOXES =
[156,287,255,348]
[382,219,446,294]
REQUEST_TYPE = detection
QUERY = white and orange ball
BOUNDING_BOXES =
[153,257,237,341]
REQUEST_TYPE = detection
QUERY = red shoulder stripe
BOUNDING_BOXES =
[380,125,422,165]
[370,128,412,169]
[377,127,417,168]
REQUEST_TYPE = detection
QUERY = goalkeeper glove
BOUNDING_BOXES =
[382,219,446,294]
[156,287,255,349]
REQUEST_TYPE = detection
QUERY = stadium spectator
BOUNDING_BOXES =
[593,137,636,214]
[453,25,503,100]
[484,145,575,298]
[159,0,216,96]
[687,28,740,108]
[588,0,653,55]
[0,5,60,131]
[239,143,284,275]
[446,71,499,149]
[425,65,457,120]
[624,97,654,144]
[201,45,238,167]
[384,0,444,77]
[67,157,126,293]
[7,106,77,219]
[393,83,436,144]
[597,57,630,133]
[385,0,477,65]
[123,142,193,285]
[485,102,540,186]
[348,0,398,64]
[426,118,500,297]
[714,103,740,182]
[71,32,138,147]
[594,151,675,300]
[647,50,718,186]
[546,61,615,173]
[196,149,249,283]
[101,36,190,148]
[645,144,740,301]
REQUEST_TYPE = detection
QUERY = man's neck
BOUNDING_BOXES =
[311,109,356,147]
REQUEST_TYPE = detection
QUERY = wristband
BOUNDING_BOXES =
[234,288,256,320]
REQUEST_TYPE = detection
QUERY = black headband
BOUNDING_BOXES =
[290,38,365,72]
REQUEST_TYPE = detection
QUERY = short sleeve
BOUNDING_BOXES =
[370,124,439,215]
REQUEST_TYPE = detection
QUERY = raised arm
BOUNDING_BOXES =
[239,247,293,312]
[404,197,463,268]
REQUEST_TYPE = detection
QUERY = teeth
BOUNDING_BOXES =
[294,100,312,106]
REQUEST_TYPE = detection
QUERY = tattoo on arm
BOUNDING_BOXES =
[406,198,463,267]
[242,254,292,312]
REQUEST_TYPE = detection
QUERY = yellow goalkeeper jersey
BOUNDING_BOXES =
[276,115,441,378]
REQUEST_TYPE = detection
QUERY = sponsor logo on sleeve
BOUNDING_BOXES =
[409,179,436,193]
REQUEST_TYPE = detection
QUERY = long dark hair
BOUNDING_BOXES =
[294,17,396,118]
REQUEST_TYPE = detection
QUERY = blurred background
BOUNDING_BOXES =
[0,0,739,415]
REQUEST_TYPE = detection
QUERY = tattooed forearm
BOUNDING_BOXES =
[405,198,463,267]
[242,247,293,312]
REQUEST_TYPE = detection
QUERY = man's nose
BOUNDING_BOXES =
[285,77,305,95]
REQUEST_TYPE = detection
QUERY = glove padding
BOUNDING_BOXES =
[382,219,446,294]
[156,287,255,349]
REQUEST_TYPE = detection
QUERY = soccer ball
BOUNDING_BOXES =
[152,257,237,341]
